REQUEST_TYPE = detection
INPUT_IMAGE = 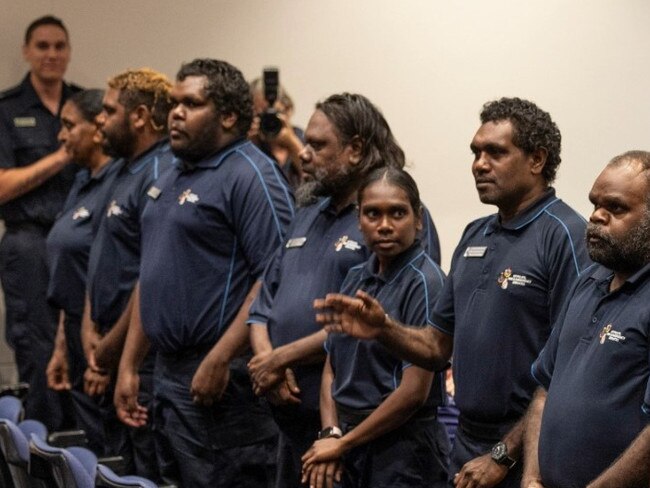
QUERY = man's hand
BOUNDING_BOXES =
[83,367,110,397]
[46,351,71,391]
[190,355,230,406]
[248,350,284,393]
[453,453,508,488]
[265,368,301,406]
[314,289,387,339]
[301,460,343,488]
[114,369,148,428]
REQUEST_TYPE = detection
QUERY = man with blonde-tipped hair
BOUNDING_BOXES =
[81,67,175,481]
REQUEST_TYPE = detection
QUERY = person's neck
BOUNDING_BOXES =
[498,185,548,224]
[127,132,163,163]
[30,72,63,115]
[330,187,357,214]
[87,152,111,177]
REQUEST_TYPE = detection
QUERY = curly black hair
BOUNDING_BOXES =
[316,93,405,176]
[480,97,561,184]
[177,59,253,137]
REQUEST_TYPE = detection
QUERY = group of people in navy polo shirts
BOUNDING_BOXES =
[1,14,649,488]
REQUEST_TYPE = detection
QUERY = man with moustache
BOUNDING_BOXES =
[246,93,444,487]
[0,15,80,430]
[82,68,174,480]
[315,98,591,488]
[522,151,650,488]
[114,58,294,487]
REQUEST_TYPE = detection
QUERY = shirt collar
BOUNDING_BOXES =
[360,241,425,284]
[19,73,76,114]
[176,138,248,172]
[484,188,559,235]
[588,262,650,294]
[317,196,357,217]
[128,138,169,174]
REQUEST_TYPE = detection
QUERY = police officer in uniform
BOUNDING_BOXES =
[0,15,80,430]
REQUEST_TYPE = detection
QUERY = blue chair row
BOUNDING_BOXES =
[0,394,157,488]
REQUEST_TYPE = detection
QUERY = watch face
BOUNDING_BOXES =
[492,442,506,459]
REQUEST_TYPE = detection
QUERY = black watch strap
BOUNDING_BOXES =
[490,441,517,469]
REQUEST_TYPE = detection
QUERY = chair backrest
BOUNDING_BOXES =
[29,434,95,488]
[0,396,22,423]
[0,419,34,488]
[96,464,159,488]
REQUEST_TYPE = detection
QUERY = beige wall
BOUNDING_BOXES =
[2,0,650,269]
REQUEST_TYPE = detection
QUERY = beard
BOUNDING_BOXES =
[586,214,650,274]
[102,118,136,160]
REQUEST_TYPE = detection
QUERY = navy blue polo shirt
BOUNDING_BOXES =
[326,243,446,411]
[46,160,121,317]
[86,139,173,331]
[432,188,591,423]
[139,139,294,353]
[248,199,441,410]
[532,263,650,488]
[0,74,81,226]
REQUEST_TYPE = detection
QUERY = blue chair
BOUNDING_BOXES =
[29,434,96,488]
[0,397,23,488]
[96,464,159,488]
[0,418,48,488]
[0,396,23,423]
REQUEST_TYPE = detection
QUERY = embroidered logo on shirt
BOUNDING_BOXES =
[106,200,123,217]
[599,324,626,344]
[334,236,361,252]
[72,206,90,220]
[497,268,532,289]
[178,189,199,205]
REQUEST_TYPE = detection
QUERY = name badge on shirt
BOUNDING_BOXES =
[14,117,36,128]
[286,237,307,248]
[464,246,487,258]
[147,186,161,200]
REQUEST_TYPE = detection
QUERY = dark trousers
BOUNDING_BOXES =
[271,404,321,488]
[64,314,106,455]
[0,227,71,431]
[100,355,161,482]
[154,352,278,487]
[337,412,450,488]
[449,423,522,488]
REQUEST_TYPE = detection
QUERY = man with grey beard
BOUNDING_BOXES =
[247,93,444,487]
[522,150,650,488]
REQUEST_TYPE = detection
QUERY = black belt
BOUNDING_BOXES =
[336,402,437,429]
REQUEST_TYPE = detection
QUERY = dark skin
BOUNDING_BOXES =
[316,120,551,488]
[523,160,650,488]
[247,108,363,405]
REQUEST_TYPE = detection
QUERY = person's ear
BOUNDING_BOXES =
[348,135,363,166]
[530,147,548,176]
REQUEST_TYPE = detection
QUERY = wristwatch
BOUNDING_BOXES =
[490,441,516,469]
[318,426,343,440]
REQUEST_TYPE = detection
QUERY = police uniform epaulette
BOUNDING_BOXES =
[0,84,23,101]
